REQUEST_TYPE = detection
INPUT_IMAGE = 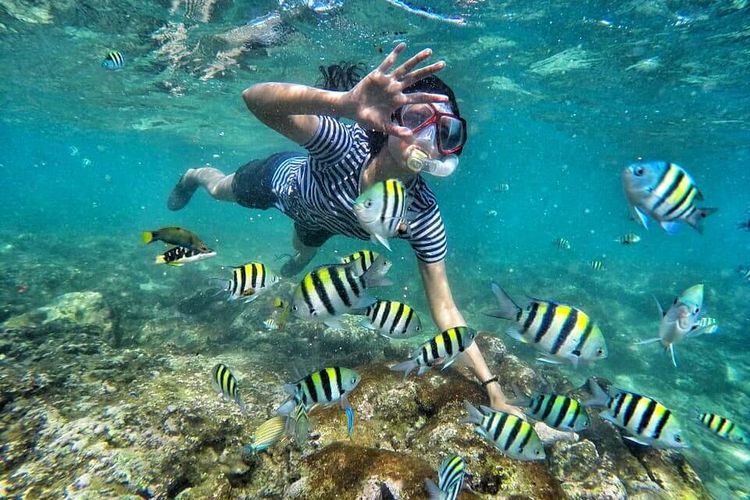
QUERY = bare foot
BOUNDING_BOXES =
[167,170,198,211]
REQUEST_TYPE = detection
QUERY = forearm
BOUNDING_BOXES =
[418,260,465,330]
[242,83,355,122]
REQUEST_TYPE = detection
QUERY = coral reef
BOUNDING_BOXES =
[1,286,711,498]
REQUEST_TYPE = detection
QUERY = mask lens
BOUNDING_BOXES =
[438,115,465,153]
[401,105,434,130]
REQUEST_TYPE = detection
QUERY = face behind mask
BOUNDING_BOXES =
[407,125,459,177]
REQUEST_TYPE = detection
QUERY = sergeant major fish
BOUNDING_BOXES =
[211,262,280,302]
[353,179,409,251]
[486,283,608,367]
[697,413,747,444]
[291,255,392,329]
[142,226,210,253]
[340,249,380,270]
[210,363,246,414]
[424,455,466,500]
[461,401,546,461]
[622,161,717,234]
[358,299,423,338]
[585,379,686,449]
[390,326,477,379]
[509,389,590,433]
[102,51,125,70]
[277,367,361,444]
[156,246,216,266]
[635,284,707,367]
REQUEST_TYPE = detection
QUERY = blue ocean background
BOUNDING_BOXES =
[2,0,749,497]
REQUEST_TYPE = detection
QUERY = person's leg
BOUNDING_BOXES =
[280,231,319,277]
[168,167,236,210]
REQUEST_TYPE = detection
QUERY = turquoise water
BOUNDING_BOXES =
[2,0,750,497]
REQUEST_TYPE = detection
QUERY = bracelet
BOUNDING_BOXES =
[480,375,498,387]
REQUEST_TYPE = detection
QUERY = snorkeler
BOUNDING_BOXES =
[166,43,513,412]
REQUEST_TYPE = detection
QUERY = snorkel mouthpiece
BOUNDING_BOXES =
[407,149,429,172]
[407,150,459,177]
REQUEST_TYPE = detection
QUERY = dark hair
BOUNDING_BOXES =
[367,75,463,157]
[317,62,366,91]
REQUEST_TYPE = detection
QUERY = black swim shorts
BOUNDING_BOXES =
[231,152,299,209]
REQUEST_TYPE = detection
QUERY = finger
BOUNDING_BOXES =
[377,42,406,74]
[403,92,450,105]
[392,48,432,79]
[400,61,445,87]
[385,123,413,139]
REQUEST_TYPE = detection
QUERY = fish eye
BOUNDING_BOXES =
[694,307,699,314]
[292,305,298,311]
[596,348,604,356]
[364,200,373,208]
[674,435,682,443]
[634,166,645,176]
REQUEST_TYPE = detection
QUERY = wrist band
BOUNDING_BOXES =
[480,375,498,387]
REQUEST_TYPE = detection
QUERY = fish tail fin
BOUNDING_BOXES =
[687,207,718,234]
[142,231,154,244]
[154,255,166,264]
[484,283,520,320]
[583,378,610,407]
[460,400,484,426]
[390,359,418,380]
[424,478,445,500]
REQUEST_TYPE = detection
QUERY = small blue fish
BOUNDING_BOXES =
[344,406,355,438]
[102,51,125,70]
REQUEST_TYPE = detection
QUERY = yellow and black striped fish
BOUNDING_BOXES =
[155,246,216,266]
[486,283,607,366]
[697,413,747,444]
[213,262,280,302]
[556,237,571,250]
[291,255,392,328]
[462,401,545,461]
[590,259,605,271]
[425,455,466,500]
[210,363,246,413]
[359,299,422,338]
[622,161,717,234]
[102,50,125,70]
[513,391,590,432]
[390,326,477,378]
[585,380,685,448]
[340,249,380,272]
[244,415,287,454]
[353,179,409,251]
[277,367,361,416]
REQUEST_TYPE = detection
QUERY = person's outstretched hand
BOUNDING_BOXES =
[346,43,449,138]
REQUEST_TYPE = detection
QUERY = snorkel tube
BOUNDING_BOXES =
[407,149,459,177]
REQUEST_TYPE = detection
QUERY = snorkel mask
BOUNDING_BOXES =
[394,102,466,177]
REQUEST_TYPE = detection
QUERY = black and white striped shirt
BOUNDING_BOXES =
[270,116,448,263]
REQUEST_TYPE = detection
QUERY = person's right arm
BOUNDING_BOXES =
[241,43,448,146]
